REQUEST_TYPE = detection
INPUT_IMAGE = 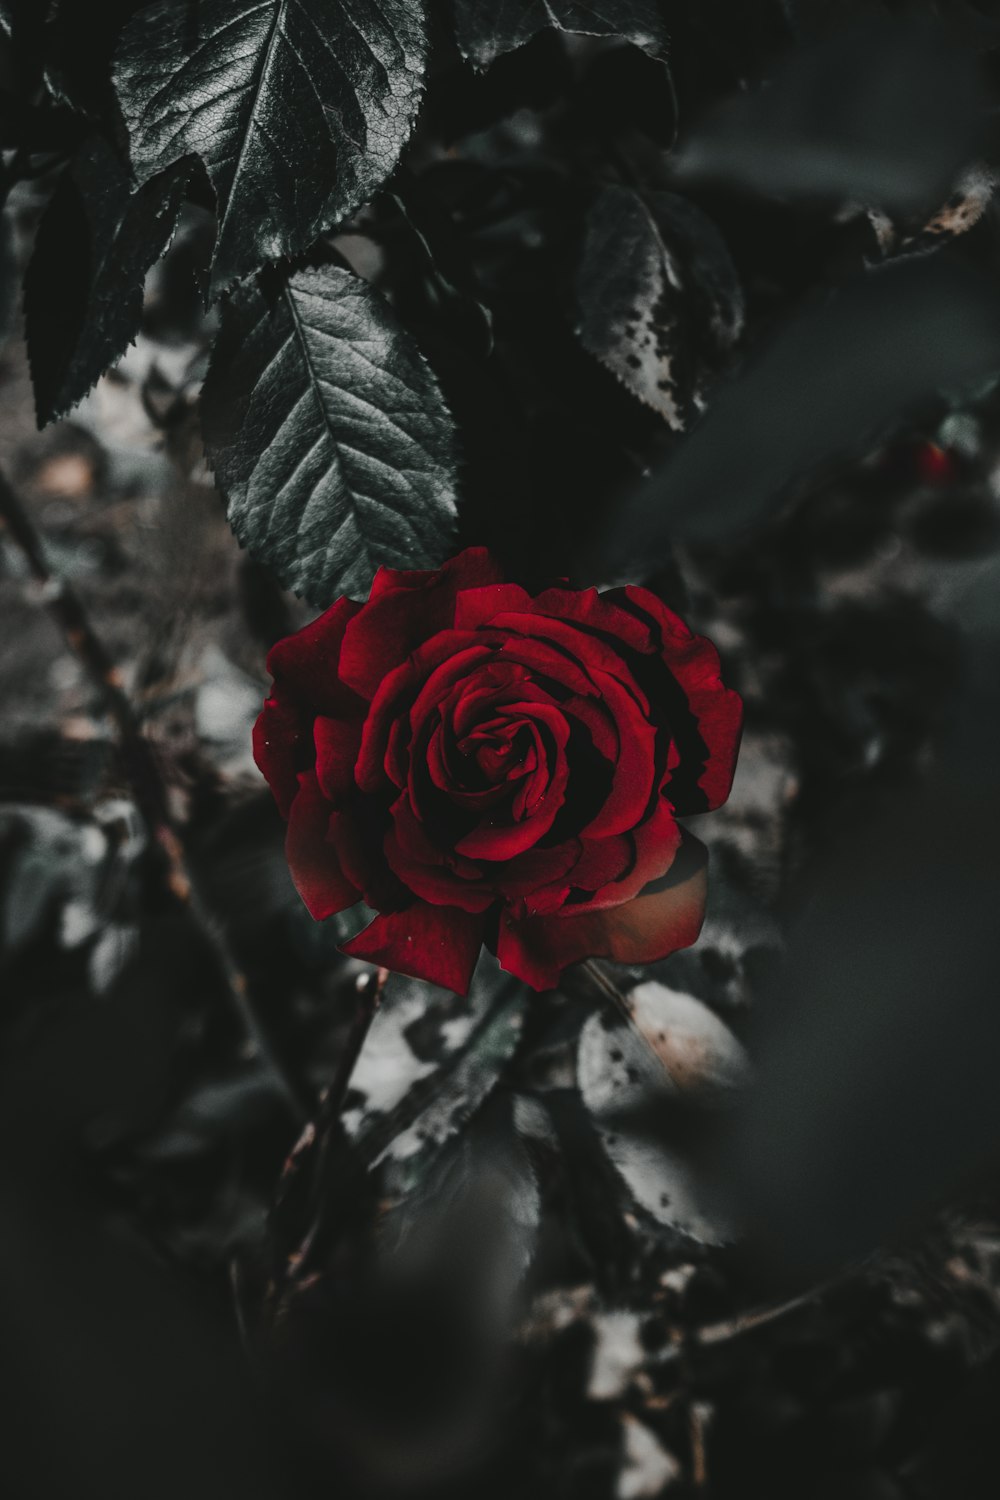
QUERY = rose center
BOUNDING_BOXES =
[460,717,536,785]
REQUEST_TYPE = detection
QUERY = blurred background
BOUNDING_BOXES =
[7,3,1000,1497]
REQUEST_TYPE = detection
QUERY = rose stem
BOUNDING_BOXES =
[579,957,639,1024]
[289,966,388,1275]
[0,464,307,1123]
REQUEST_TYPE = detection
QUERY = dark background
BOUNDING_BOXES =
[6,2,1000,1496]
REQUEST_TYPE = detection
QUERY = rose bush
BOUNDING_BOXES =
[254,548,742,993]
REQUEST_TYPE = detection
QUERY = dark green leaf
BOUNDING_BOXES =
[597,256,1000,572]
[43,1,150,121]
[200,261,459,605]
[25,137,186,426]
[114,0,428,295]
[575,184,742,431]
[452,0,668,68]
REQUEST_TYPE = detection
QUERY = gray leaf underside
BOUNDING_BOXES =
[115,0,426,292]
[576,183,743,430]
[200,262,458,605]
[453,0,669,68]
[577,988,749,1245]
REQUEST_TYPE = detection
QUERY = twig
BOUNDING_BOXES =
[578,957,678,1084]
[328,966,390,1125]
[579,957,637,1022]
[0,466,306,1121]
[694,1285,824,1347]
[688,1402,710,1489]
[289,966,388,1275]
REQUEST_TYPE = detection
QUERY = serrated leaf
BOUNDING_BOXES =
[25,137,186,426]
[452,0,668,68]
[200,261,459,605]
[114,0,428,295]
[575,184,742,431]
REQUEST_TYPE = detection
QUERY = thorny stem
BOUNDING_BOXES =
[0,466,307,1122]
[288,966,388,1277]
[326,966,389,1126]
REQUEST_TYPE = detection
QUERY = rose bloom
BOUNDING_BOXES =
[254,548,742,994]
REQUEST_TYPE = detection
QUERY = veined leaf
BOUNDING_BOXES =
[452,0,668,69]
[200,261,459,605]
[25,138,186,427]
[575,184,743,431]
[114,0,428,294]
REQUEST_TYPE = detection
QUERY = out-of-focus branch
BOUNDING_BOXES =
[0,465,307,1122]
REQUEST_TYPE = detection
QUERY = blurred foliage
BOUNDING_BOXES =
[5,2,1000,1497]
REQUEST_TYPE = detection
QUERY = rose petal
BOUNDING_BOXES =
[385,798,496,913]
[562,694,619,763]
[575,799,683,911]
[453,582,533,630]
[490,610,650,704]
[456,705,570,858]
[624,587,743,814]
[340,548,504,699]
[579,669,657,839]
[526,585,656,654]
[285,771,360,920]
[495,832,708,990]
[343,902,487,995]
[266,597,366,717]
[368,546,503,603]
[253,694,306,817]
[327,803,410,914]
[314,715,363,805]
[355,636,491,795]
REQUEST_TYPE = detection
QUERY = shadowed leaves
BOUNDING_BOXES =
[200,261,459,605]
[114,0,428,294]
[25,137,186,426]
[452,0,669,69]
[575,184,743,430]
[598,255,1000,572]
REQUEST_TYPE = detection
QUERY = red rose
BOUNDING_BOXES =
[254,548,742,994]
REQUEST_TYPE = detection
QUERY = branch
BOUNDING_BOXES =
[0,465,307,1122]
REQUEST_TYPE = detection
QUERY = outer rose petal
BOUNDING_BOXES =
[314,715,363,805]
[339,548,504,699]
[453,583,533,630]
[343,902,487,995]
[254,693,305,817]
[286,771,360,920]
[496,833,708,990]
[624,586,743,813]
[266,597,366,717]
